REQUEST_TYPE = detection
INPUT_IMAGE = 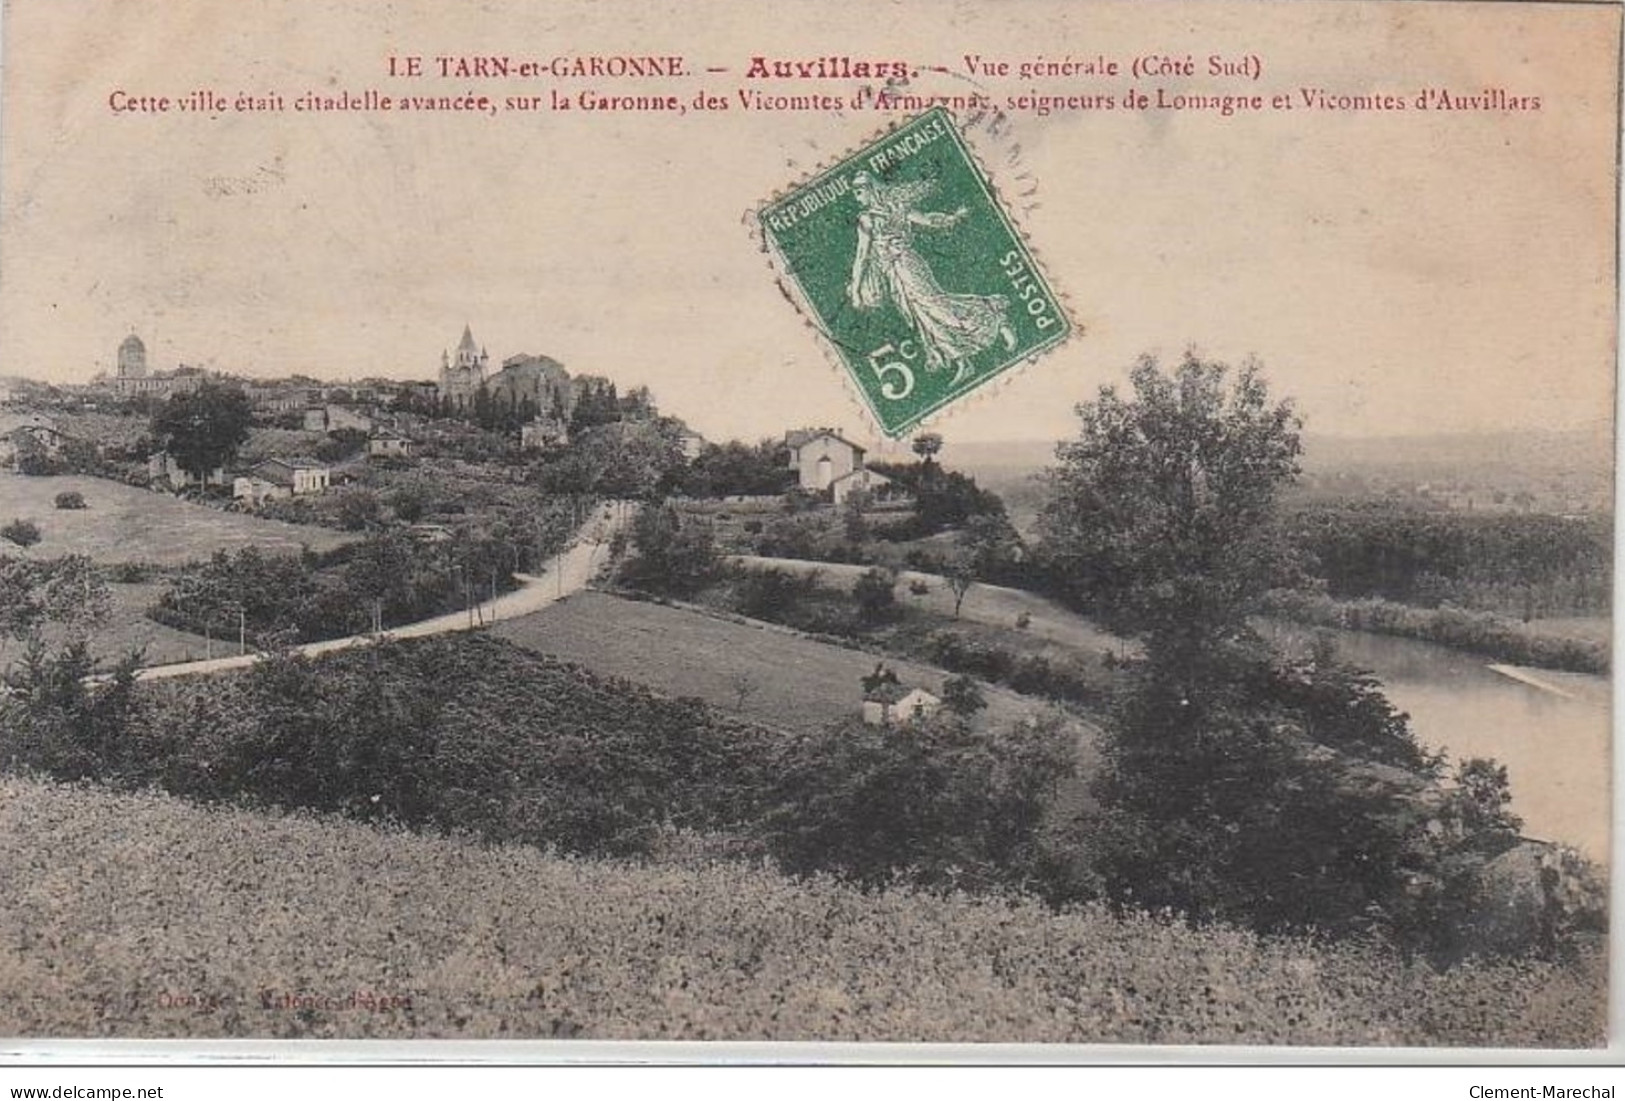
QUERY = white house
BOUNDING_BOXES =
[862,683,942,727]
[235,457,331,504]
[232,474,281,507]
[786,428,867,498]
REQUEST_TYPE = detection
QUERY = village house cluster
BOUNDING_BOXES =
[5,326,661,507]
[6,326,939,521]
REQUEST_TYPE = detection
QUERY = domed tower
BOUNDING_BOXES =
[117,334,147,379]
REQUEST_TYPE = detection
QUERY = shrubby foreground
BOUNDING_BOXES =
[0,774,1603,1044]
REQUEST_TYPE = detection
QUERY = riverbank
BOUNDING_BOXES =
[1262,591,1608,675]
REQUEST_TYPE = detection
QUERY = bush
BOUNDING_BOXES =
[53,491,87,510]
[314,428,370,464]
[0,641,142,781]
[852,566,898,625]
[15,450,67,476]
[925,631,1016,683]
[918,631,1106,707]
[331,487,382,531]
[756,513,833,559]
[941,675,987,716]
[2,519,42,548]
[761,712,1076,894]
[1007,654,1059,697]
[107,561,158,584]
[734,566,819,622]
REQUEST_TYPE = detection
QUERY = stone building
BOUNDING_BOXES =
[438,325,489,410]
[488,353,573,420]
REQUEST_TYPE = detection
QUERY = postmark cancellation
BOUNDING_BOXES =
[757,107,1072,438]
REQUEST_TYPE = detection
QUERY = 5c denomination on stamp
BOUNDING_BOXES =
[758,107,1072,437]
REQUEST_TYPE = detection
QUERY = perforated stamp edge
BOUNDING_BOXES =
[745,106,1081,440]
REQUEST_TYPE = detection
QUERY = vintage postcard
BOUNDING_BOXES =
[0,0,1616,1056]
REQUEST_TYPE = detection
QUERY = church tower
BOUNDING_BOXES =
[438,324,489,409]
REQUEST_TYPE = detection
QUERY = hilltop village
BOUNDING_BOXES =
[0,335,1608,1046]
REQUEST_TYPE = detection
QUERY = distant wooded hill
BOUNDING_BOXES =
[946,426,1614,516]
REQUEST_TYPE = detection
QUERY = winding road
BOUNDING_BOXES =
[125,503,633,682]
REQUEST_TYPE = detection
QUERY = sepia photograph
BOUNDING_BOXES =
[0,0,1615,1056]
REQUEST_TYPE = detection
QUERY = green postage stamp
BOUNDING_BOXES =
[758,107,1072,437]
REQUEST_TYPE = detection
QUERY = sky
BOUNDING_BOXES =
[0,0,1616,453]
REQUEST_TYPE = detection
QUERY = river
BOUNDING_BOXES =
[1261,622,1612,863]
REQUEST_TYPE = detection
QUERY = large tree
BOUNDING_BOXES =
[1040,354,1534,955]
[1038,351,1303,650]
[151,382,253,484]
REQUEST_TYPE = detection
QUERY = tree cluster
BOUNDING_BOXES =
[672,439,797,498]
[1092,635,1524,952]
[530,420,688,500]
[148,521,560,647]
[1038,353,1545,957]
[1285,506,1611,619]
[867,459,1007,538]
[150,382,254,484]
[616,504,721,599]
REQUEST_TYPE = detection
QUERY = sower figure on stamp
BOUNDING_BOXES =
[846,171,1017,385]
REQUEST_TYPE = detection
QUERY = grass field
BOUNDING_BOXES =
[0,474,355,565]
[0,580,215,676]
[0,774,1601,1044]
[493,590,1059,738]
[734,555,1132,658]
[97,583,221,665]
[0,582,242,677]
